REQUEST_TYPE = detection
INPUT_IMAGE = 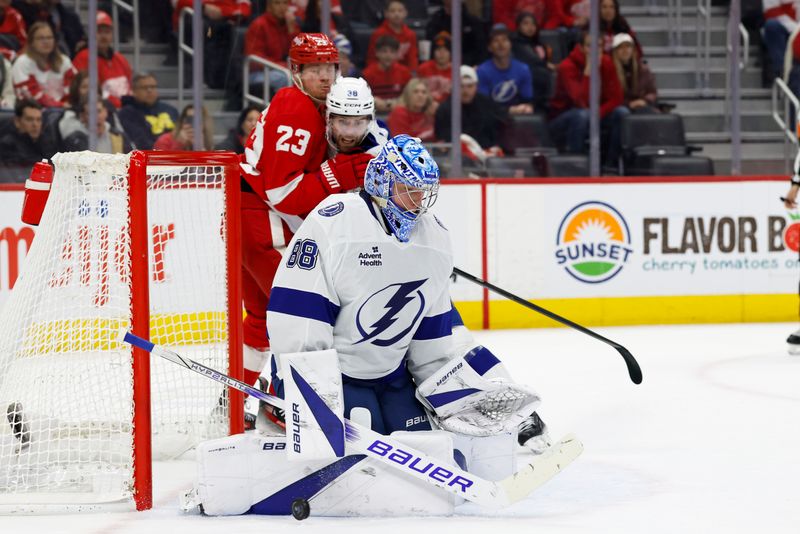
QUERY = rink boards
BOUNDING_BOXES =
[0,176,796,330]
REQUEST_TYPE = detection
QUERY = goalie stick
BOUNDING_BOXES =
[121,331,582,510]
[452,267,643,385]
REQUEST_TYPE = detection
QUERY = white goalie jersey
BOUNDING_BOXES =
[266,191,457,383]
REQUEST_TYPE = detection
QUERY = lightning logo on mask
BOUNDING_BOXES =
[355,280,427,346]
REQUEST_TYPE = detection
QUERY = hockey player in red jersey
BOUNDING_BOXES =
[238,33,374,395]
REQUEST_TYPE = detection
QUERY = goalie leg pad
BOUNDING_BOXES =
[450,431,517,482]
[280,349,345,460]
[189,432,454,517]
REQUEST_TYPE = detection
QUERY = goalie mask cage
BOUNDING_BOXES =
[0,151,244,513]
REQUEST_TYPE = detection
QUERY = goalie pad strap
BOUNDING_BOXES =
[464,345,501,375]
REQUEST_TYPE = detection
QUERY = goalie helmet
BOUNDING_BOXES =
[364,135,439,242]
[326,77,375,151]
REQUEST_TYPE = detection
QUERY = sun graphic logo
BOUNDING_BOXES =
[555,201,633,283]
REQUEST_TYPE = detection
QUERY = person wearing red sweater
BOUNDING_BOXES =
[239,34,373,391]
[387,78,437,140]
[417,31,451,102]
[0,0,26,55]
[366,0,418,72]
[548,32,626,168]
[172,0,251,29]
[244,0,298,92]
[362,35,412,113]
[493,0,586,31]
[245,0,298,67]
[72,11,132,108]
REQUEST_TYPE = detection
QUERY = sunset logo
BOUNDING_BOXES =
[555,201,633,284]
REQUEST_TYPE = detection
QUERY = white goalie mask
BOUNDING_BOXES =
[326,77,375,153]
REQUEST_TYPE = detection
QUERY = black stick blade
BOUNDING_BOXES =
[617,346,642,384]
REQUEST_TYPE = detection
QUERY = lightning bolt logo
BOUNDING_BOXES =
[355,279,427,346]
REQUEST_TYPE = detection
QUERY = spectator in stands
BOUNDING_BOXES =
[611,33,657,113]
[366,0,418,72]
[65,70,126,140]
[154,104,214,150]
[12,0,85,57]
[564,0,590,24]
[787,31,800,100]
[493,0,586,32]
[435,65,508,152]
[301,0,352,43]
[71,11,132,108]
[0,0,26,55]
[599,0,641,56]
[334,34,359,77]
[417,31,452,103]
[0,99,55,169]
[172,0,251,29]
[172,0,252,90]
[216,104,261,153]
[60,96,131,154]
[0,53,14,108]
[11,21,75,107]
[425,0,487,67]
[548,31,626,169]
[763,0,800,83]
[477,24,534,115]
[244,0,296,94]
[387,78,436,140]
[362,35,411,113]
[118,73,179,150]
[511,12,553,110]
[341,0,384,27]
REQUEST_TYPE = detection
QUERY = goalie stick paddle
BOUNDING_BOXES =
[121,331,583,509]
[452,267,643,385]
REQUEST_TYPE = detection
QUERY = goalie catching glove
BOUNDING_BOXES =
[416,346,540,436]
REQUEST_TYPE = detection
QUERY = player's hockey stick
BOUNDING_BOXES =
[121,330,582,510]
[452,267,643,385]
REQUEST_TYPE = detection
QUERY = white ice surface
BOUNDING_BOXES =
[2,322,799,533]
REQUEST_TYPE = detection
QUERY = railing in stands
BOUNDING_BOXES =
[112,0,139,74]
[666,0,683,52]
[242,56,292,109]
[771,78,800,173]
[724,21,749,130]
[695,0,712,96]
[177,7,194,108]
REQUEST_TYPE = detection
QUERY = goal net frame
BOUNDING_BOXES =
[0,150,244,512]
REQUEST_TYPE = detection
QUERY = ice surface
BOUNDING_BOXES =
[3,322,798,533]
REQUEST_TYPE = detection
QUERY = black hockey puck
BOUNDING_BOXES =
[291,498,310,520]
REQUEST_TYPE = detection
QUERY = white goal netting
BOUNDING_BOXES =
[0,152,236,509]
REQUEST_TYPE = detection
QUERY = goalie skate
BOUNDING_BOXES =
[518,411,552,454]
[6,402,30,452]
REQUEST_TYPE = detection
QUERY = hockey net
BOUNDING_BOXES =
[0,151,243,512]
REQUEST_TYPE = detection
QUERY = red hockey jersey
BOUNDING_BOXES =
[240,86,335,237]
[72,49,132,107]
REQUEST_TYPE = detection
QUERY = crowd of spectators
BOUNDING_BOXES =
[0,0,662,179]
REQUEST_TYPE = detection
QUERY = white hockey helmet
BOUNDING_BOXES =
[326,77,375,119]
[326,77,375,151]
